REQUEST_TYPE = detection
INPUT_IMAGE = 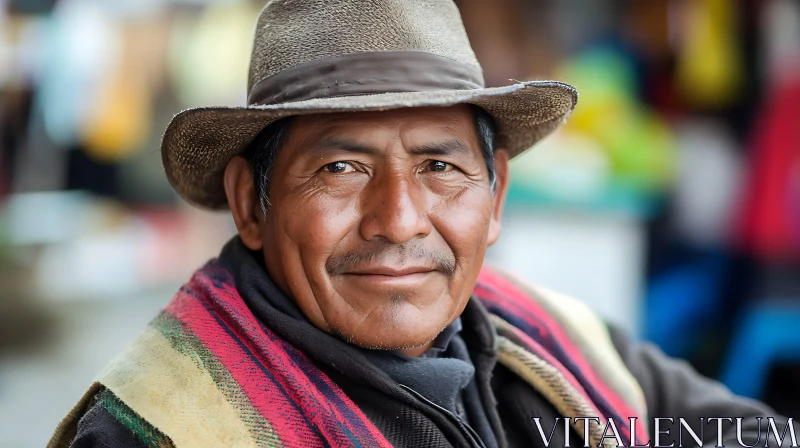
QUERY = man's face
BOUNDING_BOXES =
[226,105,509,356]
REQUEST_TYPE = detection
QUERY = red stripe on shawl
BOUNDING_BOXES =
[171,267,391,447]
[193,269,391,447]
[165,288,313,447]
[476,268,649,443]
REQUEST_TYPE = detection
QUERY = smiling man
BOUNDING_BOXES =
[229,106,505,357]
[51,1,794,448]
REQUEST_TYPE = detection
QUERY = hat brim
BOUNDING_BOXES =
[161,80,577,209]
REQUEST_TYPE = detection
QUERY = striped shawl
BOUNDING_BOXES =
[50,261,648,447]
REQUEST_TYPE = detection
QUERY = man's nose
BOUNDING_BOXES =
[359,171,433,244]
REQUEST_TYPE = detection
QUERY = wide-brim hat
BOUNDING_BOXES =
[161,0,578,209]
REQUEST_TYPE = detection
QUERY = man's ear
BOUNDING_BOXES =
[223,156,263,251]
[487,149,510,246]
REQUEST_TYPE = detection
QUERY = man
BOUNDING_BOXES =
[51,1,794,447]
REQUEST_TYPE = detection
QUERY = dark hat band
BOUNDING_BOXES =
[247,50,485,106]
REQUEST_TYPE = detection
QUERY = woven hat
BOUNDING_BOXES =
[161,0,578,209]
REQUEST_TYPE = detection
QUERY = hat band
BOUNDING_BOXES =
[247,50,485,106]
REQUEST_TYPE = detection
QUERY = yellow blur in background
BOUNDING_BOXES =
[1,0,800,446]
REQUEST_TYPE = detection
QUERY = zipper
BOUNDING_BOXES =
[399,384,488,448]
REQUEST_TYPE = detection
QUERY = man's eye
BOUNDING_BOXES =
[423,160,454,173]
[324,161,356,173]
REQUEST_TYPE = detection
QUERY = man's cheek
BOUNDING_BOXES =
[284,199,354,244]
[435,206,492,251]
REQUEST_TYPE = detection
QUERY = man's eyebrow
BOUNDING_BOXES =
[408,138,472,157]
[310,136,380,155]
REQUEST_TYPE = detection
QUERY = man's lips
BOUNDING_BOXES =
[338,266,439,287]
[344,266,436,276]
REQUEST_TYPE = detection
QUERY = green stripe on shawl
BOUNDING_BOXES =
[96,325,257,446]
[96,389,172,447]
[151,312,282,447]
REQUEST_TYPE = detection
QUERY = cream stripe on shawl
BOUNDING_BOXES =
[96,326,257,448]
[489,266,648,425]
[493,316,615,448]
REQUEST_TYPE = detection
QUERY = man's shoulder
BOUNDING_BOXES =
[475,264,650,422]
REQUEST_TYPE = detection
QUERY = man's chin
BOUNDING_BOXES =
[317,290,456,353]
[328,323,444,353]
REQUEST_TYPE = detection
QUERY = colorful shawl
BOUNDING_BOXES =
[50,261,647,448]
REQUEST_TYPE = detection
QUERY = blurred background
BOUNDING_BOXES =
[1,0,799,445]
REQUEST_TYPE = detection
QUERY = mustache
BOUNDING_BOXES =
[325,243,457,276]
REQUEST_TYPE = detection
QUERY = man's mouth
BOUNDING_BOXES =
[340,265,438,286]
[346,266,435,277]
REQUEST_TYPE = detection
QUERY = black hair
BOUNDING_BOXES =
[241,117,293,216]
[242,105,498,215]
[472,105,498,192]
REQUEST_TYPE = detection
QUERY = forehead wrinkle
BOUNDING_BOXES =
[309,135,382,156]
[293,117,400,158]
[290,108,476,160]
[407,137,473,157]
